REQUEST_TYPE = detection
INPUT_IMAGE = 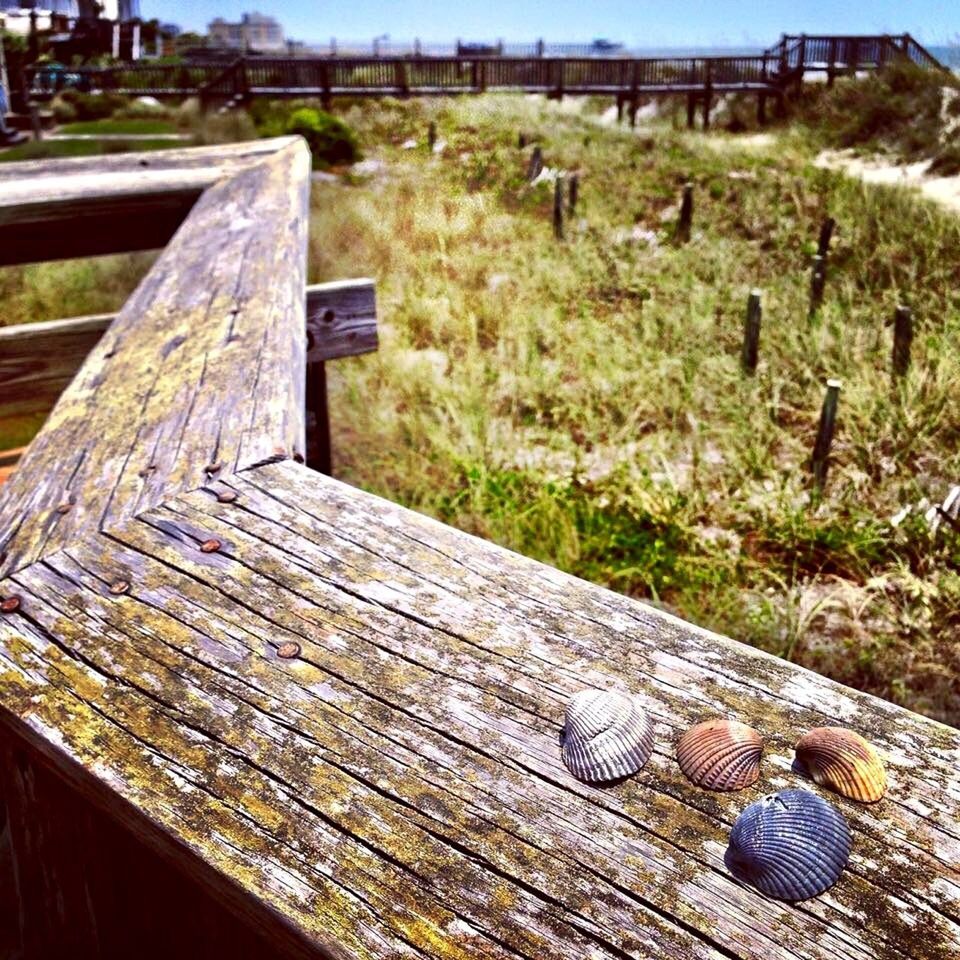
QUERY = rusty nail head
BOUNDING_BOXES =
[200,538,222,554]
[56,502,72,515]
[1,596,21,614]
[205,462,223,475]
[216,490,238,503]
[277,641,301,659]
[110,580,131,596]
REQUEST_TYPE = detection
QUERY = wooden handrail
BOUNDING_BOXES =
[1,140,958,960]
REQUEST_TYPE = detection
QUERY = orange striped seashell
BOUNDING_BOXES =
[676,719,763,792]
[794,727,886,803]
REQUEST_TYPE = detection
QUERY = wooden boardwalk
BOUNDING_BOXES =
[22,33,945,125]
[1,139,959,959]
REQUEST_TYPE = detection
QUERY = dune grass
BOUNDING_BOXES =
[57,118,179,136]
[3,93,958,724]
[310,96,960,724]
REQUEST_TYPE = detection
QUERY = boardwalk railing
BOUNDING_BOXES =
[23,33,944,106]
[1,138,959,960]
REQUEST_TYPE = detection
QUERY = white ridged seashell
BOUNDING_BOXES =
[560,689,654,783]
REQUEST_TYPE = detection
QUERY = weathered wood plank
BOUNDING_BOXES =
[306,278,378,363]
[0,138,311,577]
[0,313,113,420]
[0,138,295,265]
[0,281,376,432]
[1,462,956,957]
[0,721,318,960]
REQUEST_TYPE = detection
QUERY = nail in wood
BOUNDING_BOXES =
[811,379,842,491]
[892,304,913,379]
[741,289,762,374]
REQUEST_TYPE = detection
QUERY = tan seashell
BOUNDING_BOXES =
[794,727,886,803]
[676,719,763,791]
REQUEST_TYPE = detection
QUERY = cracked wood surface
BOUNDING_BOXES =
[1,139,958,959]
[2,461,959,959]
[0,137,311,578]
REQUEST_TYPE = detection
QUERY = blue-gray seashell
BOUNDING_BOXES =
[561,688,654,783]
[726,788,851,901]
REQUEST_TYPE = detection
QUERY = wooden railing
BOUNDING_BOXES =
[1,138,959,960]
[23,34,944,105]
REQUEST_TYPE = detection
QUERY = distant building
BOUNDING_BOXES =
[208,12,284,52]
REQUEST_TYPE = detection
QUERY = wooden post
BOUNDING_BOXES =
[616,95,624,123]
[320,62,331,110]
[629,98,638,127]
[687,93,696,129]
[892,304,913,379]
[741,289,762,374]
[568,174,579,214]
[809,254,826,318]
[306,360,332,475]
[817,217,836,258]
[827,38,837,87]
[29,104,42,142]
[553,177,564,240]
[811,379,842,491]
[518,131,527,148]
[676,182,693,244]
[428,121,437,152]
[527,145,543,182]
[703,61,713,130]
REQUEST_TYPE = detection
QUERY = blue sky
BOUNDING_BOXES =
[152,0,959,46]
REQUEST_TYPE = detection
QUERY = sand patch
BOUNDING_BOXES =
[815,148,960,214]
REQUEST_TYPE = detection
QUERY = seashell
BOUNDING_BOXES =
[794,726,887,802]
[726,788,851,901]
[561,689,654,783]
[676,719,763,791]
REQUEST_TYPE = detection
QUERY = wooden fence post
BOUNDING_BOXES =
[687,93,696,129]
[428,121,437,152]
[568,174,579,214]
[741,289,762,374]
[527,145,543,182]
[553,177,564,240]
[306,360,332,476]
[808,254,826,317]
[817,217,836,258]
[703,61,713,129]
[892,304,913,379]
[676,182,693,244]
[29,104,42,142]
[811,378,842,491]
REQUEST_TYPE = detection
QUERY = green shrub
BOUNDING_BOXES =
[58,90,129,121]
[50,95,78,123]
[246,100,360,165]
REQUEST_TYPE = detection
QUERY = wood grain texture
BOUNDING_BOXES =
[1,138,957,960]
[0,281,377,431]
[0,313,113,420]
[0,138,311,578]
[0,138,296,265]
[1,461,957,958]
[306,278,378,363]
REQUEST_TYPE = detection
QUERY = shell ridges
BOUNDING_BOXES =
[561,689,654,783]
[726,788,851,901]
[676,718,763,792]
[795,726,887,803]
